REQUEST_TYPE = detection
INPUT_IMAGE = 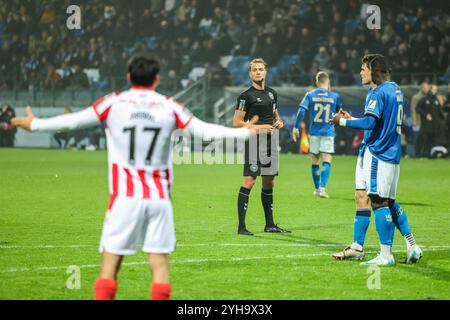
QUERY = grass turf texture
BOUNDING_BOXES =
[0,148,449,300]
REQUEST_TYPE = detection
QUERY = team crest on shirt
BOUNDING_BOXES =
[268,92,274,100]
[368,100,376,109]
[250,164,259,173]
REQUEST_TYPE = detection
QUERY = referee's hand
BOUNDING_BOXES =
[273,119,284,129]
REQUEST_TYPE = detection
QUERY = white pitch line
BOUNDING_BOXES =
[0,243,346,249]
[2,243,450,249]
[0,245,94,249]
[1,247,449,274]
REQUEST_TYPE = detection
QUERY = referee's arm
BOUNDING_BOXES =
[233,110,248,128]
[273,110,284,129]
[233,110,274,133]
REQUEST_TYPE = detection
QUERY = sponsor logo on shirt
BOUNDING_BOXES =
[130,112,154,121]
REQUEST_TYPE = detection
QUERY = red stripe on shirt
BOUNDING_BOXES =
[153,170,165,199]
[131,86,155,91]
[98,105,111,121]
[174,112,193,129]
[123,168,134,197]
[92,92,117,121]
[138,170,150,199]
[92,103,112,122]
[93,95,108,108]
[165,168,171,200]
[108,163,119,210]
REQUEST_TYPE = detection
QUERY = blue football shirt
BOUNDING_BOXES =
[299,88,343,137]
[360,81,404,164]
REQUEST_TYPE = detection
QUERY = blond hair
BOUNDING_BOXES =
[249,58,267,70]
[316,71,329,84]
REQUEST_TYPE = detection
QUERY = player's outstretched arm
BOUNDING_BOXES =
[330,111,377,130]
[12,106,100,132]
[186,116,261,140]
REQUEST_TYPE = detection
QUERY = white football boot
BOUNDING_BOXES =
[313,189,320,197]
[332,243,365,260]
[360,254,395,266]
[406,245,423,264]
[319,188,329,198]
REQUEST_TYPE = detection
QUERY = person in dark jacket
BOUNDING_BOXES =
[0,105,17,147]
[416,86,444,157]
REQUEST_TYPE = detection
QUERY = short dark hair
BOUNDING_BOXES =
[362,54,391,85]
[127,55,160,87]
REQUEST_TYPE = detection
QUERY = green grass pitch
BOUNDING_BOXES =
[0,148,449,300]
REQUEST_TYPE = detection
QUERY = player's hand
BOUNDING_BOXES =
[426,114,432,121]
[339,108,351,119]
[330,113,342,126]
[273,118,284,129]
[11,106,34,131]
[292,128,300,142]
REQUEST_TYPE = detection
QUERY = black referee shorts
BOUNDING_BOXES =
[243,132,279,177]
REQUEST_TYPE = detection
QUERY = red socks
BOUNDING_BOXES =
[151,283,171,300]
[94,278,117,300]
[94,279,170,300]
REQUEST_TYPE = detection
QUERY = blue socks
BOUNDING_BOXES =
[320,162,331,189]
[312,162,332,190]
[389,202,412,236]
[353,209,371,246]
[374,207,395,246]
[351,203,415,250]
[311,165,320,189]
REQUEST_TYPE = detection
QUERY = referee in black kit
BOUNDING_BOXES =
[233,58,291,235]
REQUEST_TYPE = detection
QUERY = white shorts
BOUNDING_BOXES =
[309,136,335,154]
[99,198,176,255]
[355,148,400,199]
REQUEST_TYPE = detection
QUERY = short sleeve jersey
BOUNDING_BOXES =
[236,86,277,125]
[299,88,343,137]
[91,87,193,200]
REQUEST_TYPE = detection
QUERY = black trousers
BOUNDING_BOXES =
[416,129,434,158]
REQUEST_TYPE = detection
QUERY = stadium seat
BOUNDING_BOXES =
[227,56,252,85]
[405,16,418,25]
[344,19,359,34]
[142,36,158,49]
[277,55,301,73]
[266,67,280,85]
[353,74,362,86]
[127,47,135,56]
[227,55,251,72]
[0,23,6,36]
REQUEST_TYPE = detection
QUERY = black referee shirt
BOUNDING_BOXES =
[235,86,277,125]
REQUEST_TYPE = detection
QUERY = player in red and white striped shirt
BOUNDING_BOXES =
[13,56,266,300]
